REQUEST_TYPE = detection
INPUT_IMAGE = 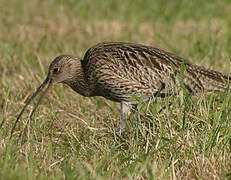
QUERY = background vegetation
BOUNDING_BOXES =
[1,0,231,179]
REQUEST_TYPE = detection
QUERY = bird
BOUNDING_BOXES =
[11,42,231,137]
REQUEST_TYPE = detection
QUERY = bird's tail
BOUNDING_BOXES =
[184,64,231,93]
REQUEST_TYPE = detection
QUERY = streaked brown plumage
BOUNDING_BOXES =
[11,42,231,137]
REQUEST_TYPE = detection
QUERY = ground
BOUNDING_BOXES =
[0,0,231,179]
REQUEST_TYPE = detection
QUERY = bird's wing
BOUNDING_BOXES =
[82,42,230,101]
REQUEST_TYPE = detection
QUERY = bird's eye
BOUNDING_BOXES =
[53,67,59,73]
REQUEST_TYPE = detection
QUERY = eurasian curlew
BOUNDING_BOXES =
[11,42,231,137]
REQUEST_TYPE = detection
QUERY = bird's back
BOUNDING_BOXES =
[81,42,230,102]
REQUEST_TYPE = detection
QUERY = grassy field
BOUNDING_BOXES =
[1,0,231,179]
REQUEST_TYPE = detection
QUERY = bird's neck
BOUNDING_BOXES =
[64,60,92,97]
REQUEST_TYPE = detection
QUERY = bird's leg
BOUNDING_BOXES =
[113,84,165,148]
[120,84,165,132]
[110,101,132,149]
[145,83,165,113]
[119,101,131,134]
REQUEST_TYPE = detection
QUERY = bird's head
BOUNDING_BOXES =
[48,55,78,84]
[11,55,81,137]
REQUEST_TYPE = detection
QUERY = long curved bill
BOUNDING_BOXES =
[10,77,53,138]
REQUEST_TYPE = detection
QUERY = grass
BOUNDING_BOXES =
[1,0,231,179]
